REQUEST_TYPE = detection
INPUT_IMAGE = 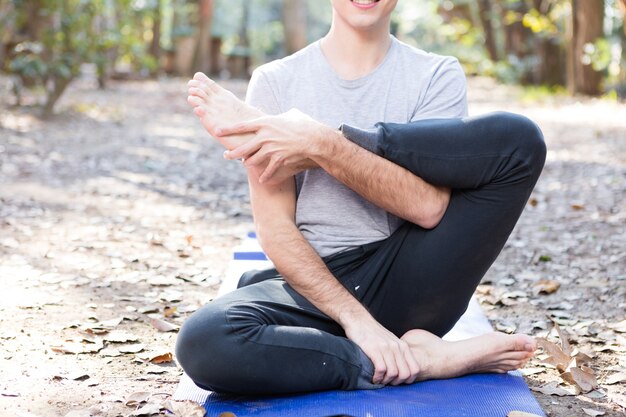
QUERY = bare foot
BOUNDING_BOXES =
[187,72,262,150]
[401,329,536,381]
[186,72,318,182]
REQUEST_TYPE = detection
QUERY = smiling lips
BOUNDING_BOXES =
[351,0,380,9]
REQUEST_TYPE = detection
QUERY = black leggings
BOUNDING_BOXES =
[175,112,546,395]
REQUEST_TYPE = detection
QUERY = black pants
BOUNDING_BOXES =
[175,112,546,395]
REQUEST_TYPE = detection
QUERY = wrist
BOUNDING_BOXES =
[336,302,372,329]
[309,126,343,162]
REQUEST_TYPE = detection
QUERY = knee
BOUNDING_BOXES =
[237,269,260,288]
[492,112,547,173]
[175,301,235,389]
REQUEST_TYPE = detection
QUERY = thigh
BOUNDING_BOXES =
[222,278,344,334]
[355,188,530,338]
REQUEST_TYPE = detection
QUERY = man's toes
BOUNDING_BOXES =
[187,95,203,107]
[511,334,536,352]
[189,87,208,100]
[193,72,211,82]
[193,106,206,117]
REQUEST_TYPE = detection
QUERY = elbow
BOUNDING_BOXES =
[410,189,450,229]
[419,204,446,229]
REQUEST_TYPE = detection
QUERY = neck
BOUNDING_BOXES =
[320,18,392,80]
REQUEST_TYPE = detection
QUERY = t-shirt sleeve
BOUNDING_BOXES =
[411,57,468,121]
[245,69,282,116]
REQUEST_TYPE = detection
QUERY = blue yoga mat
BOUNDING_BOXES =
[174,235,545,416]
[174,371,545,417]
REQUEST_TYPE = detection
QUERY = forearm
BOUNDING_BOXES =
[248,167,370,327]
[311,129,450,229]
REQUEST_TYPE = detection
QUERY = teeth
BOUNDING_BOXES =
[352,0,379,4]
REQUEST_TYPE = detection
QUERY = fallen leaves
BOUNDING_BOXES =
[536,321,599,394]
[530,381,577,396]
[51,337,105,354]
[164,400,207,417]
[124,392,206,417]
[137,349,174,364]
[507,411,543,417]
[608,319,626,333]
[604,371,626,385]
[581,408,605,416]
[147,316,179,332]
[532,279,561,295]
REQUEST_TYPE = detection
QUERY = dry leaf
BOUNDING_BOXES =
[584,389,607,399]
[530,382,577,396]
[51,338,104,354]
[218,413,237,417]
[124,391,152,406]
[536,338,571,371]
[520,367,546,376]
[532,279,560,295]
[99,347,122,357]
[495,322,517,333]
[103,331,139,343]
[119,344,146,354]
[148,317,179,332]
[552,321,572,355]
[608,319,626,333]
[582,408,605,416]
[507,412,543,417]
[138,350,173,364]
[145,365,168,375]
[571,203,585,210]
[149,352,173,364]
[604,371,626,385]
[130,402,162,416]
[164,400,206,417]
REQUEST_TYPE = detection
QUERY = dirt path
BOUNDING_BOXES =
[0,76,624,417]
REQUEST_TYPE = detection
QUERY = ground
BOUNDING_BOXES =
[0,75,624,417]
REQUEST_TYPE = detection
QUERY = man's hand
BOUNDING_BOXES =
[343,314,421,385]
[217,109,330,183]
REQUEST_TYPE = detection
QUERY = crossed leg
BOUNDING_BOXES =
[178,72,542,394]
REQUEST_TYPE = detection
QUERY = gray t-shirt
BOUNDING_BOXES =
[246,37,468,257]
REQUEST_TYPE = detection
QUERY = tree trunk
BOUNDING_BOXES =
[531,0,565,86]
[149,0,162,76]
[477,0,499,61]
[43,76,72,118]
[191,0,213,75]
[282,0,307,55]
[501,1,530,58]
[567,0,604,95]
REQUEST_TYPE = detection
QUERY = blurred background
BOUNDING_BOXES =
[1,3,625,416]
[0,0,624,117]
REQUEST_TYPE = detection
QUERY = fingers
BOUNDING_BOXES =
[372,340,419,386]
[258,155,283,184]
[224,138,262,160]
[381,352,400,385]
[241,149,266,166]
[392,342,419,385]
[371,353,387,385]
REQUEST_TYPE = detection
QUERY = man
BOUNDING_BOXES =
[176,0,545,394]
